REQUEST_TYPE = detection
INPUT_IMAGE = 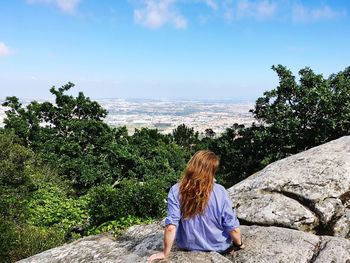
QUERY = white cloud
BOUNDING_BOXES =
[255,0,276,18]
[133,0,187,29]
[292,4,346,22]
[202,0,218,10]
[224,0,277,21]
[0,42,13,57]
[27,0,81,14]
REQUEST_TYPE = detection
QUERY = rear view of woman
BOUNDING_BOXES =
[148,150,244,261]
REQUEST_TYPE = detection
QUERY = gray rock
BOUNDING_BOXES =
[232,226,350,263]
[228,136,350,237]
[17,224,350,263]
[16,222,230,263]
[313,236,350,263]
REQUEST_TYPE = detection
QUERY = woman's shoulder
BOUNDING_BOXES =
[171,182,180,188]
[213,183,230,197]
[170,182,180,193]
[213,182,227,191]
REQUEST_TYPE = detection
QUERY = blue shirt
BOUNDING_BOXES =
[165,183,240,252]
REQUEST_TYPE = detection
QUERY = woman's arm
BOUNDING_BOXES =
[163,224,177,256]
[229,228,245,249]
[148,224,177,261]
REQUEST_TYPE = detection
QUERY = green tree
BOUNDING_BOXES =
[212,65,350,187]
[172,123,199,148]
[0,132,34,262]
[2,83,115,193]
[252,65,350,155]
[2,97,41,146]
[204,128,216,138]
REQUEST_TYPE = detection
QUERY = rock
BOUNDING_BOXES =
[17,224,350,263]
[228,136,350,238]
[16,221,230,263]
[232,226,350,263]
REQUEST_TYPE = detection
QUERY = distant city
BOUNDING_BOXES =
[0,98,255,135]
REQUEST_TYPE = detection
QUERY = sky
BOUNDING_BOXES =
[0,0,350,101]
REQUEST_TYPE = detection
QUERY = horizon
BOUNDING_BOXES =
[0,94,256,103]
[1,1,350,100]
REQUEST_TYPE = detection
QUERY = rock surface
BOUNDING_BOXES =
[18,136,350,262]
[18,223,350,263]
[228,136,350,238]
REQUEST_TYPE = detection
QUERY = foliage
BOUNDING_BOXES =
[6,225,65,263]
[212,65,350,187]
[86,216,153,237]
[107,127,188,184]
[2,83,116,193]
[209,123,271,186]
[87,178,168,226]
[252,65,350,156]
[0,220,17,263]
[0,132,34,219]
[2,85,191,194]
[0,132,67,263]
[204,128,216,138]
[28,182,89,231]
[0,131,86,262]
[0,132,35,262]
[172,123,199,148]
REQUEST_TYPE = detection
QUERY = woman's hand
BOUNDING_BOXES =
[147,252,166,262]
[148,224,176,261]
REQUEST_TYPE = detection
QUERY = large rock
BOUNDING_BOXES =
[228,136,350,238]
[17,223,350,263]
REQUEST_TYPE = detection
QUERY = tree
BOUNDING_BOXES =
[0,132,34,262]
[204,128,216,138]
[2,83,115,193]
[251,65,350,155]
[212,65,350,187]
[172,123,199,148]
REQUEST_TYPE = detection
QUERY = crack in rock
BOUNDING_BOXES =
[340,190,350,207]
[238,218,301,231]
[258,189,350,237]
[267,189,318,217]
[308,238,329,263]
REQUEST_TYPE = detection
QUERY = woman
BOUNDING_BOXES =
[148,150,244,261]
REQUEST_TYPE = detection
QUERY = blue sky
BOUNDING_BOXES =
[0,0,349,100]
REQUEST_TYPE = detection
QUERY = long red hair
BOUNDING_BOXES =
[179,150,219,219]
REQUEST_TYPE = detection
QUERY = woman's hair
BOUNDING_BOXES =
[179,150,219,219]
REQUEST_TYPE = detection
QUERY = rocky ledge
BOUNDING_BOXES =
[228,136,350,238]
[18,223,350,263]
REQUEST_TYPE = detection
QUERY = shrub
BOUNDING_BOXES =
[86,215,153,236]
[87,178,169,227]
[28,183,89,231]
[87,183,136,225]
[134,177,168,218]
[7,225,65,263]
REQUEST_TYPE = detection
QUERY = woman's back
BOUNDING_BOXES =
[166,182,240,252]
[148,150,243,261]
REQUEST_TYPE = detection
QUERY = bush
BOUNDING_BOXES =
[7,225,65,263]
[86,184,116,225]
[0,132,35,262]
[87,178,169,226]
[134,177,168,218]
[0,220,17,263]
[86,215,153,236]
[28,183,89,231]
